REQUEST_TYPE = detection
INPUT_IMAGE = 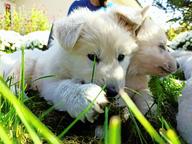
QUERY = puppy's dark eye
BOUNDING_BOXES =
[87,54,100,63]
[118,54,125,62]
[159,44,166,50]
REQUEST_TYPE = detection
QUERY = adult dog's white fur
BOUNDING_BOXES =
[172,51,192,143]
[0,6,148,122]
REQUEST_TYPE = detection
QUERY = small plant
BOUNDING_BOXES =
[0,30,49,52]
[0,8,50,35]
[169,30,192,50]
[0,30,23,52]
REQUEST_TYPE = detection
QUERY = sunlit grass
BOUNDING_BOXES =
[0,47,61,143]
[108,116,121,144]
[0,76,62,144]
[0,123,13,144]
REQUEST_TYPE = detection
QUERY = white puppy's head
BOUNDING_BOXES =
[127,16,178,76]
[54,8,142,96]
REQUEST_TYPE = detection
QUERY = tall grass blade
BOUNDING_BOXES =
[39,105,55,121]
[31,75,55,84]
[159,117,171,130]
[17,109,42,144]
[0,123,13,144]
[108,116,121,144]
[0,77,62,144]
[19,46,25,101]
[166,129,181,144]
[119,90,165,144]
[159,128,171,143]
[104,106,109,144]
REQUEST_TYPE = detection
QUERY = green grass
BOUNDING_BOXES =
[0,123,13,144]
[0,50,61,143]
[109,116,121,144]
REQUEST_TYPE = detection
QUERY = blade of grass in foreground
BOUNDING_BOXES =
[108,116,121,144]
[18,47,42,143]
[166,129,181,144]
[0,123,13,144]
[16,104,42,144]
[58,85,106,139]
[119,90,165,144]
[0,77,62,144]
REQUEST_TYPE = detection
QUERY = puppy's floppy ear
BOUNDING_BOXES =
[55,19,84,51]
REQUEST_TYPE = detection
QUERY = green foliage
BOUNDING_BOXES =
[24,9,50,34]
[0,8,50,35]
[149,74,185,113]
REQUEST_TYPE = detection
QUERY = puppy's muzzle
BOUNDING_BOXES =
[106,85,118,97]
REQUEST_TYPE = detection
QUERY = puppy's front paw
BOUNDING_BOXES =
[80,84,108,122]
[72,84,108,122]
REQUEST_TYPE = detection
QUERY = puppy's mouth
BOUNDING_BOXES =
[158,66,172,74]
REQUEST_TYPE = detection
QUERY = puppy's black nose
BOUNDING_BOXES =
[176,61,180,69]
[106,86,118,97]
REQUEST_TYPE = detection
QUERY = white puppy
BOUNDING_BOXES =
[172,50,192,143]
[0,7,150,122]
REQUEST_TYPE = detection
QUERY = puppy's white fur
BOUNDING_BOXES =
[172,50,192,143]
[124,17,177,114]
[0,7,140,122]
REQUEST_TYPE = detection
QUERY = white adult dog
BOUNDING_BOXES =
[0,6,150,122]
[172,51,192,143]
